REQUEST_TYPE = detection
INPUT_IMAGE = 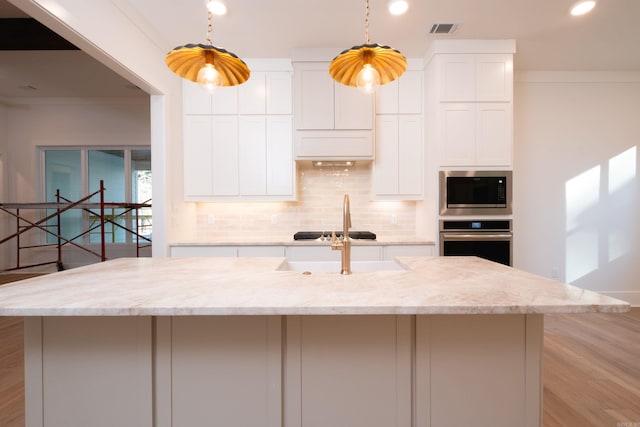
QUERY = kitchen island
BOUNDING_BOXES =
[0,256,629,427]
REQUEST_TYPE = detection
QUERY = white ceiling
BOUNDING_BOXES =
[1,0,639,98]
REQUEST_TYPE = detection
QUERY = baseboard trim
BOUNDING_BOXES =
[598,291,640,307]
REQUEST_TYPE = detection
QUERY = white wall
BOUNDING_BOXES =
[514,72,640,304]
[5,98,150,201]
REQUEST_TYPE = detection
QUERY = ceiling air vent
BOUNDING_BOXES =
[429,23,459,35]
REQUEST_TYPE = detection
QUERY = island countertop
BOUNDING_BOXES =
[0,256,629,316]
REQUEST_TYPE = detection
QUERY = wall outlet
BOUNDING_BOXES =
[551,267,559,279]
[391,214,398,225]
[271,214,278,225]
[207,214,215,225]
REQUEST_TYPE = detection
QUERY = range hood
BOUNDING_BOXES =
[294,130,374,162]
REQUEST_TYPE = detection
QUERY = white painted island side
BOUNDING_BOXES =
[0,257,628,427]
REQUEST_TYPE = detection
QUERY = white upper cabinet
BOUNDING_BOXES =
[377,70,423,114]
[294,65,334,129]
[184,115,239,198]
[183,81,238,115]
[182,67,295,201]
[429,46,515,168]
[373,70,424,200]
[439,54,513,102]
[373,115,423,199]
[184,71,292,116]
[266,72,293,115]
[239,115,294,197]
[438,102,512,167]
[238,72,267,115]
[293,62,373,130]
[239,71,293,115]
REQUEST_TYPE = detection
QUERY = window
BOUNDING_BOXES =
[43,148,151,244]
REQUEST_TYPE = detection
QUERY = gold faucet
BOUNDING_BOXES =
[331,194,352,275]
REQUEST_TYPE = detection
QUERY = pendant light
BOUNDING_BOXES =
[165,3,250,92]
[329,0,407,93]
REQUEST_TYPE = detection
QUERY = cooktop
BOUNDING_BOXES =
[293,231,377,240]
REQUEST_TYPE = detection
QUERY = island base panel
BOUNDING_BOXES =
[25,314,542,427]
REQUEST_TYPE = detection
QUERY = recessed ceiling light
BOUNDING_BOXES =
[206,0,227,16]
[388,0,408,15]
[570,0,596,16]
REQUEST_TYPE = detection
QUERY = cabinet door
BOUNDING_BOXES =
[290,316,412,427]
[334,83,373,129]
[172,317,282,427]
[375,80,399,114]
[183,81,239,115]
[373,115,423,198]
[398,71,423,114]
[266,116,294,196]
[183,80,212,114]
[239,72,266,115]
[266,72,292,115]
[439,55,475,102]
[373,115,400,195]
[475,103,512,166]
[212,116,239,196]
[376,71,422,115]
[438,103,475,166]
[294,65,334,129]
[398,115,423,196]
[184,116,214,197]
[211,86,238,115]
[239,116,267,195]
[475,54,513,102]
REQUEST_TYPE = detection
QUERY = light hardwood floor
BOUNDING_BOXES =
[543,309,640,426]
[0,273,638,426]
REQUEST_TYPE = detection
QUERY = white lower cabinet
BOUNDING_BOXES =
[383,244,434,259]
[170,246,285,257]
[171,244,434,261]
[373,115,423,199]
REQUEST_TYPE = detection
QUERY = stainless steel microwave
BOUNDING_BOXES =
[439,170,512,216]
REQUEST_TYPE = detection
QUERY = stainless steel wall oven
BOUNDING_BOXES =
[439,220,513,266]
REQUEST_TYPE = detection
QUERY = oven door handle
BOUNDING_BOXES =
[441,233,512,241]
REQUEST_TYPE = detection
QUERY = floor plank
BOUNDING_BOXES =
[0,316,24,427]
[543,309,640,427]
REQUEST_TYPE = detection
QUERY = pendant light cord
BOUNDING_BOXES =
[364,0,371,44]
[206,11,213,45]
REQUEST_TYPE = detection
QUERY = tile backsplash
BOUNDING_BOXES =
[193,163,417,241]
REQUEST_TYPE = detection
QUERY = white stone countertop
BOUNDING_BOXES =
[169,237,435,246]
[0,257,629,316]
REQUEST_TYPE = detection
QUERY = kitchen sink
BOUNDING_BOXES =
[277,260,407,273]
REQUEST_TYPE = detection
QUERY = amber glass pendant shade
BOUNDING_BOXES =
[165,43,250,87]
[329,44,406,88]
